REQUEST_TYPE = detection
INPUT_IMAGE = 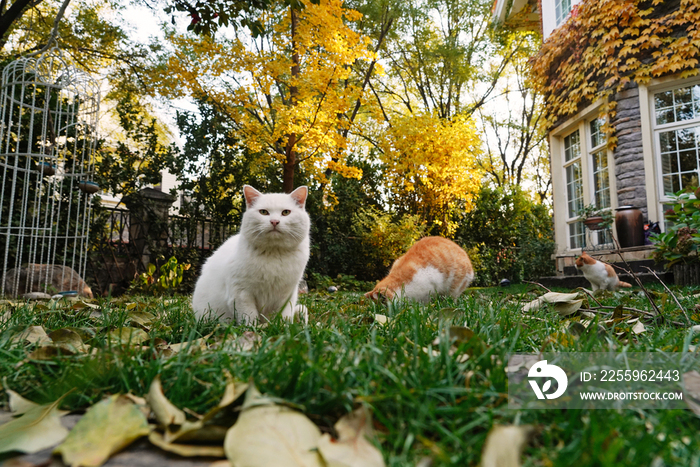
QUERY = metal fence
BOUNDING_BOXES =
[87,206,234,296]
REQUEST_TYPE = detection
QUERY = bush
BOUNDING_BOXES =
[350,207,427,280]
[454,186,555,286]
[651,188,700,268]
[305,157,423,282]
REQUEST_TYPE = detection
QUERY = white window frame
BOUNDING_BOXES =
[555,0,572,25]
[541,0,582,39]
[563,129,585,249]
[550,101,617,255]
[650,80,700,205]
[587,116,614,247]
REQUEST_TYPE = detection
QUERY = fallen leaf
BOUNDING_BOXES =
[11,326,51,346]
[612,305,624,320]
[128,310,157,329]
[553,299,583,316]
[631,321,646,335]
[522,292,579,312]
[105,327,149,346]
[149,431,225,458]
[480,425,534,467]
[317,406,385,467]
[374,314,389,325]
[6,389,39,415]
[0,393,70,454]
[224,384,324,467]
[48,328,87,352]
[169,332,213,354]
[54,395,150,466]
[146,376,187,428]
[27,344,78,360]
[223,332,260,352]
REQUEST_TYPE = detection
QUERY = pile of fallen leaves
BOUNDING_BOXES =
[0,372,387,467]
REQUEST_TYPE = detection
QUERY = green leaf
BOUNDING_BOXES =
[54,395,150,467]
[0,393,70,454]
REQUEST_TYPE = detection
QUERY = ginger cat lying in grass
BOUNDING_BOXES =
[365,236,474,303]
[575,251,632,291]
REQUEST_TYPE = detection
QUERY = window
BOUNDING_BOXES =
[654,84,700,197]
[564,130,584,248]
[555,0,572,25]
[589,117,613,246]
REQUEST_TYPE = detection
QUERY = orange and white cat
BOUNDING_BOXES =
[365,236,474,302]
[575,251,632,291]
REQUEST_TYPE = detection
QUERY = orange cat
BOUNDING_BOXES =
[365,236,474,302]
[575,251,632,291]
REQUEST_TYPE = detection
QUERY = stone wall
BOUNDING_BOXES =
[610,84,648,220]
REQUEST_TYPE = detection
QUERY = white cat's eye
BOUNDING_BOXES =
[259,209,269,215]
[281,209,291,216]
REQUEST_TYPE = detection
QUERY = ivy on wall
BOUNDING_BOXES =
[530,0,700,147]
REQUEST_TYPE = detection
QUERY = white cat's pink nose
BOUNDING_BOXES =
[270,219,280,227]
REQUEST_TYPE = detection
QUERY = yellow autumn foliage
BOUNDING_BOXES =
[153,0,375,187]
[377,112,483,235]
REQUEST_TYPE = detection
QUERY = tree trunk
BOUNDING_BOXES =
[283,7,300,194]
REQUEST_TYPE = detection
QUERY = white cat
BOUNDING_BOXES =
[192,185,310,324]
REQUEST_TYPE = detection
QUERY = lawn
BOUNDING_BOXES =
[1,282,700,466]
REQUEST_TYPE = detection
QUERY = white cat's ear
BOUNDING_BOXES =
[290,186,308,208]
[243,185,262,207]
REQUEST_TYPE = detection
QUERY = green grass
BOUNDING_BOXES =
[2,284,700,466]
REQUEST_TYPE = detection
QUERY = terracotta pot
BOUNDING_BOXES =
[583,216,606,231]
[615,206,644,248]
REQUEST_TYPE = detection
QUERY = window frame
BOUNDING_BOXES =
[651,81,700,204]
[563,128,585,249]
[554,105,616,253]
[555,0,572,26]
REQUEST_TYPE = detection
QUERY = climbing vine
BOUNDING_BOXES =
[530,0,700,146]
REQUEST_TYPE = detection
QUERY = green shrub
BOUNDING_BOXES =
[350,207,427,280]
[454,185,555,286]
[130,256,191,296]
[651,188,700,268]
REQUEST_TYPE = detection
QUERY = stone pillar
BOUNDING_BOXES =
[611,85,648,220]
[123,188,176,270]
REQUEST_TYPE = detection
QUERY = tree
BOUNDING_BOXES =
[475,34,551,204]
[167,97,276,224]
[376,111,482,235]
[349,0,539,234]
[152,0,376,193]
[94,94,174,199]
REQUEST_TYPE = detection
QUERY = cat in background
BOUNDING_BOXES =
[3,264,93,298]
[192,185,310,324]
[575,251,632,291]
[365,236,474,303]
